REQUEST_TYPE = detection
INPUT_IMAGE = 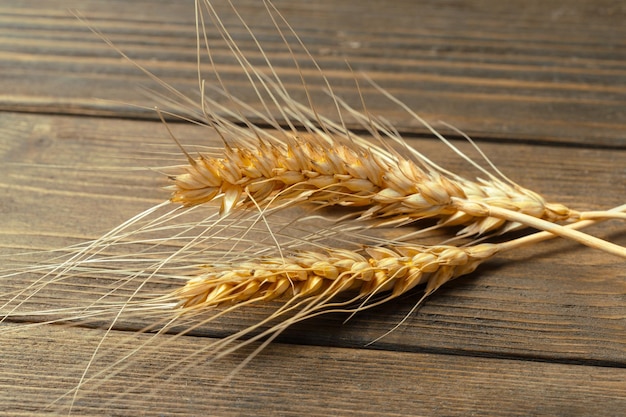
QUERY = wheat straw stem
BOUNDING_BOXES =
[496,202,626,253]
[453,199,626,258]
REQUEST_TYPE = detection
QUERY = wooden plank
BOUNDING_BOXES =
[1,112,624,366]
[1,1,626,415]
[0,0,625,145]
[1,323,625,417]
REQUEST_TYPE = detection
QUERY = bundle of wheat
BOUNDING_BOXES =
[1,0,624,414]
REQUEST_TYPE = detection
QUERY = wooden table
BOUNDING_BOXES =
[1,1,625,416]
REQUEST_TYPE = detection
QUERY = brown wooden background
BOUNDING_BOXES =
[1,1,625,416]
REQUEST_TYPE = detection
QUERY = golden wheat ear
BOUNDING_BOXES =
[53,202,625,411]
[170,204,626,321]
[126,0,626,261]
[72,0,626,256]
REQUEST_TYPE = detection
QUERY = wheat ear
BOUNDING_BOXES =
[173,201,626,314]
[55,203,625,411]
[73,1,626,257]
[174,243,498,310]
[166,136,626,258]
[144,0,626,259]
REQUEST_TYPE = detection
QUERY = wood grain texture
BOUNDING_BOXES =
[1,1,625,416]
[1,111,625,416]
[1,323,625,417]
[1,0,625,145]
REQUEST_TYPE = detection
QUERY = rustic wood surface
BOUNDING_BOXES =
[1,1,625,416]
